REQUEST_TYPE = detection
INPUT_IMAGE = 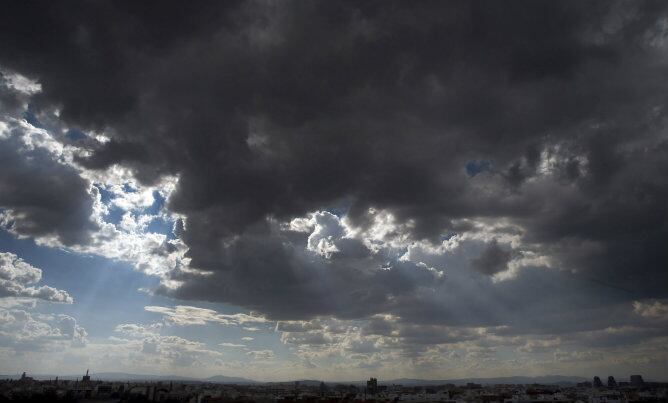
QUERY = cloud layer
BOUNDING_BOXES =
[0,0,667,378]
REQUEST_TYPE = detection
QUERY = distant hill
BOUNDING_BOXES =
[92,373,255,384]
[266,379,324,387]
[89,372,195,382]
[0,373,593,385]
[382,375,588,386]
[261,375,589,387]
[205,375,256,384]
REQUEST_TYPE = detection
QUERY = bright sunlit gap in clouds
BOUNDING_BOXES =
[0,1,667,390]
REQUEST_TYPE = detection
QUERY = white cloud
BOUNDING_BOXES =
[246,349,275,360]
[633,300,668,321]
[111,187,155,212]
[0,95,189,281]
[0,252,73,303]
[0,297,36,309]
[0,309,87,349]
[112,322,223,368]
[0,121,9,139]
[115,323,163,337]
[0,70,42,95]
[145,305,268,327]
[56,314,88,347]
[219,342,246,348]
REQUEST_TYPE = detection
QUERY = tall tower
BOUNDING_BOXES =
[593,376,603,387]
[367,377,378,395]
[607,376,617,388]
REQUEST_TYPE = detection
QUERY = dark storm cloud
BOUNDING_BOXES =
[471,240,511,276]
[161,215,443,320]
[1,1,668,322]
[0,130,97,246]
[0,78,97,246]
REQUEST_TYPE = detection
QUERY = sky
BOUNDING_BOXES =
[0,0,667,382]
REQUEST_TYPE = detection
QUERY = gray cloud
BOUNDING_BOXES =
[0,1,667,343]
[0,133,97,246]
[0,77,97,246]
[471,240,512,276]
[161,215,443,320]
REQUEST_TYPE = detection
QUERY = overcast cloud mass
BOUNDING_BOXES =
[0,0,667,381]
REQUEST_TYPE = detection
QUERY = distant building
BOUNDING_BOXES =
[608,376,617,388]
[70,370,94,399]
[593,376,603,387]
[95,384,112,398]
[366,377,378,395]
[16,372,34,385]
[630,375,645,386]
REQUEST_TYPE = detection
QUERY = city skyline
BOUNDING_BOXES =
[0,1,667,383]
[3,371,665,402]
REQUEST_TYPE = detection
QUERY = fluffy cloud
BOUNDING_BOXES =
[161,212,444,320]
[0,118,98,246]
[6,1,662,319]
[113,322,223,368]
[144,305,268,326]
[0,309,87,350]
[115,323,163,338]
[0,0,668,378]
[1,0,666,317]
[0,252,72,303]
[1,70,188,280]
[246,350,275,360]
[0,70,99,246]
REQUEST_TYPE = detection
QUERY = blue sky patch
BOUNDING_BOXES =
[465,160,491,177]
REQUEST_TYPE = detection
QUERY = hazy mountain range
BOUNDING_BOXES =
[1,373,590,385]
[380,376,589,386]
